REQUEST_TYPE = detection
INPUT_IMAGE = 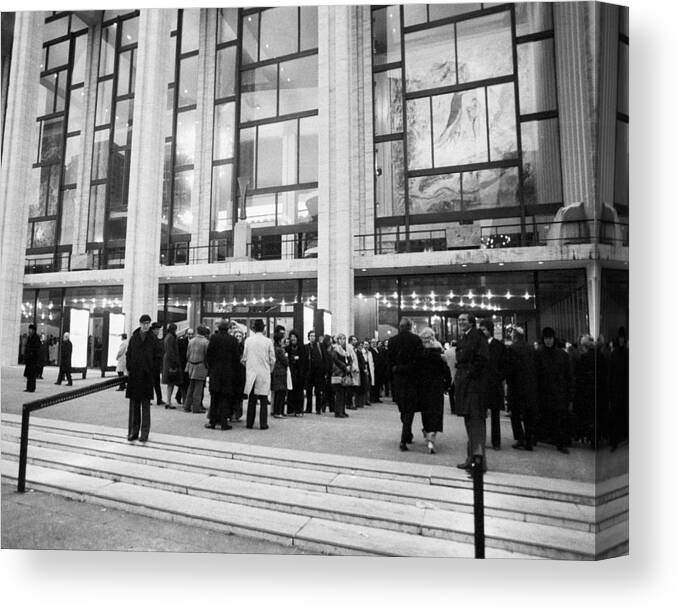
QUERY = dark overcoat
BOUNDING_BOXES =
[453,327,489,419]
[205,330,241,395]
[418,345,452,431]
[161,332,182,384]
[125,327,163,401]
[23,333,42,379]
[286,343,304,389]
[388,329,424,414]
[486,338,506,411]
[271,344,289,391]
[59,339,73,370]
[535,345,572,412]
[505,338,538,412]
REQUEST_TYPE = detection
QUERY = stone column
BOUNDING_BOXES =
[318,5,365,335]
[586,261,601,339]
[0,12,44,366]
[122,9,171,332]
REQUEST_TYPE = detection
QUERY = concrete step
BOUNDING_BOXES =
[0,460,533,558]
[1,425,626,534]
[2,440,601,559]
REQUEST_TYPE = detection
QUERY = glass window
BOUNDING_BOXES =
[180,9,200,54]
[432,88,487,167]
[107,216,127,240]
[54,70,67,113]
[95,79,113,126]
[215,46,236,99]
[88,184,106,242]
[44,15,69,42]
[247,193,276,226]
[428,4,481,21]
[164,87,174,139]
[211,164,233,232]
[92,129,110,180]
[178,55,198,107]
[408,172,460,215]
[537,269,588,343]
[72,34,87,85]
[405,24,456,92]
[521,119,562,205]
[518,39,557,115]
[515,2,553,37]
[108,148,130,209]
[99,25,117,76]
[300,6,318,51]
[619,6,629,37]
[217,7,238,43]
[39,117,64,164]
[374,70,402,136]
[172,171,194,234]
[260,7,298,60]
[38,165,60,217]
[375,140,405,217]
[67,88,84,133]
[299,116,318,184]
[39,73,59,116]
[372,6,401,66]
[354,276,399,341]
[614,121,628,207]
[403,4,427,27]
[456,11,512,84]
[47,40,69,70]
[242,12,259,65]
[239,127,256,187]
[241,65,278,122]
[175,110,196,166]
[60,188,76,244]
[33,220,57,247]
[113,98,133,147]
[462,167,519,209]
[117,49,133,96]
[70,14,88,33]
[121,17,138,46]
[164,283,201,331]
[617,42,628,116]
[406,98,432,170]
[279,55,317,116]
[63,135,81,185]
[487,83,518,161]
[257,120,298,188]
[213,102,235,161]
[284,188,317,224]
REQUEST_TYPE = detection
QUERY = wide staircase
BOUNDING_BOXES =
[1,414,628,559]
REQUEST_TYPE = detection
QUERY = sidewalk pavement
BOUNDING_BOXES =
[1,365,627,482]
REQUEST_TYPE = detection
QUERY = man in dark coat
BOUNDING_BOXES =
[505,326,538,451]
[478,319,506,450]
[609,327,629,451]
[535,327,573,454]
[150,322,165,406]
[175,327,192,404]
[23,324,42,392]
[55,332,73,386]
[388,317,424,451]
[125,314,163,442]
[454,312,489,472]
[204,321,241,430]
[304,330,325,414]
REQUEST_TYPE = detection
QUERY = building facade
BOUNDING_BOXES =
[1,4,628,368]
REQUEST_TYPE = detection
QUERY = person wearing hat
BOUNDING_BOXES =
[535,326,573,454]
[183,325,210,413]
[505,325,538,451]
[150,322,165,406]
[125,314,163,442]
[204,321,240,430]
[23,324,42,392]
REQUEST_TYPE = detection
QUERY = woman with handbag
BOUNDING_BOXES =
[285,330,305,416]
[161,323,181,409]
[331,333,352,418]
[271,330,289,418]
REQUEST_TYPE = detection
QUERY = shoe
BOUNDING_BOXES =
[67,383,73,386]
[492,445,501,451]
[457,462,471,470]
[127,435,138,442]
[375,399,383,403]
[221,424,232,431]
[165,404,176,410]
[182,407,191,412]
[525,445,534,451]
[281,413,287,418]
[260,425,269,430]
[427,440,436,454]
[399,442,408,451]
[198,407,206,414]
[55,382,61,385]
[272,414,282,419]
[557,446,570,454]
[512,442,525,450]
[115,388,124,391]
[204,423,215,429]
[157,401,166,406]
[139,437,148,443]
[246,425,253,429]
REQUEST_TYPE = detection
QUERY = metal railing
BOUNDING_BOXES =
[355,219,628,256]
[160,239,234,266]
[247,233,318,261]
[16,375,128,493]
[24,252,71,275]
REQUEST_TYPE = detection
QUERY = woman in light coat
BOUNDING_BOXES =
[116,333,128,391]
[183,325,209,414]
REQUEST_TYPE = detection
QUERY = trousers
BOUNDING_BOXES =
[128,399,151,440]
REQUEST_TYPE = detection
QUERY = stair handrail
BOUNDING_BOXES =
[17,375,128,493]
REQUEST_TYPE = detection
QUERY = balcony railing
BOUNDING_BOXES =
[247,233,318,261]
[24,252,71,275]
[355,219,628,256]
[160,238,233,266]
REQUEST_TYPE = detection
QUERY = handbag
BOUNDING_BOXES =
[341,374,353,387]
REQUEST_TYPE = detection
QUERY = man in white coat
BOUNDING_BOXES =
[242,318,276,429]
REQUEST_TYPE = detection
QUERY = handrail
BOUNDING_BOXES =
[17,375,128,493]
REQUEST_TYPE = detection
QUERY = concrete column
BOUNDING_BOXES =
[122,9,171,332]
[554,3,598,228]
[318,5,364,335]
[586,261,601,339]
[0,11,44,366]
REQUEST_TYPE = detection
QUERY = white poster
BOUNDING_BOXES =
[107,313,125,369]
[69,308,90,369]
[323,311,332,337]
[303,306,315,339]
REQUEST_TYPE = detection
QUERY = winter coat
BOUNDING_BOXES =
[388,329,424,413]
[536,345,572,412]
[125,327,163,401]
[345,343,361,386]
[59,339,73,370]
[116,338,128,373]
[331,344,351,383]
[162,332,182,384]
[185,335,209,380]
[205,330,241,395]
[23,333,42,379]
[271,344,289,391]
[485,338,506,411]
[453,327,489,419]
[242,332,276,396]
[505,337,538,413]
[364,348,375,386]
[418,345,451,431]
[286,343,304,389]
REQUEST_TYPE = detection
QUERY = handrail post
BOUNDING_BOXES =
[17,406,30,493]
[472,454,485,558]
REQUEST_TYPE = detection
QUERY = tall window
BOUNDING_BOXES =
[371,3,562,251]
[87,10,139,268]
[614,7,628,211]
[27,12,88,271]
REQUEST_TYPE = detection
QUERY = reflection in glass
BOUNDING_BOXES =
[114,99,133,147]
[405,24,456,92]
[213,102,235,160]
[88,184,106,242]
[67,88,84,133]
[63,136,81,185]
[260,7,298,60]
[99,25,117,76]
[72,35,87,85]
[39,74,58,116]
[518,39,557,115]
[241,65,277,122]
[374,70,403,136]
[300,6,318,51]
[43,16,68,42]
[92,129,109,180]
[428,4,481,21]
[239,127,256,187]
[463,167,519,209]
[211,164,233,232]
[95,80,113,126]
[614,121,628,207]
[299,116,318,184]
[408,173,460,215]
[117,49,132,96]
[279,55,317,116]
[107,216,127,240]
[175,110,196,166]
[247,193,276,226]
[372,6,401,66]
[432,88,487,167]
[108,148,130,209]
[456,11,512,84]
[403,4,427,27]
[617,42,628,116]
[180,9,200,53]
[257,120,297,188]
[47,40,69,70]
[487,83,517,161]
[242,13,259,64]
[375,141,405,217]
[406,98,432,170]
[55,70,67,113]
[121,17,139,46]
[40,117,64,164]
[216,46,236,99]
[60,188,76,244]
[178,55,198,107]
[521,119,562,205]
[515,2,553,37]
[218,7,238,43]
[173,171,193,234]
[39,165,60,216]
[32,221,57,248]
